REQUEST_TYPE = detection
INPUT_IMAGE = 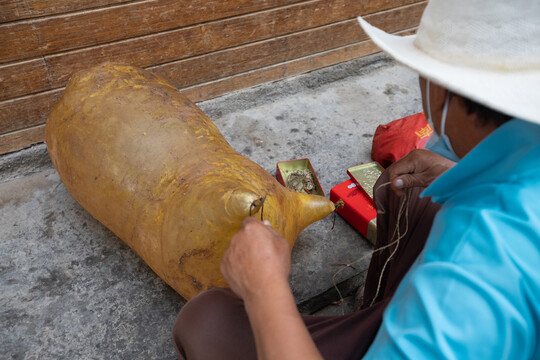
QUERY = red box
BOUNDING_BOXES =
[330,179,377,244]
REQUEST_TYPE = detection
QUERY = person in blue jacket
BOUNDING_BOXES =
[172,0,540,358]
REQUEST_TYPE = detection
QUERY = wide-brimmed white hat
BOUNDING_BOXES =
[358,0,540,125]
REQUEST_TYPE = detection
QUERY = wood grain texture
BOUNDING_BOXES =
[0,3,424,138]
[181,41,381,103]
[0,0,307,63]
[0,29,416,154]
[1,1,425,101]
[0,89,62,134]
[0,0,137,23]
[182,28,417,102]
[0,124,45,154]
[152,3,424,89]
[0,58,53,101]
[0,0,426,154]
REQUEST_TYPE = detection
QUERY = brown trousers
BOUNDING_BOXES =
[172,170,441,359]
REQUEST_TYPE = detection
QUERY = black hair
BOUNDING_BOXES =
[451,93,512,128]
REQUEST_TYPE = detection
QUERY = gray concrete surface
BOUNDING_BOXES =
[0,53,421,359]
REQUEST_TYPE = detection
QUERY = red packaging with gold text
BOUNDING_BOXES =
[330,179,377,245]
[371,112,432,168]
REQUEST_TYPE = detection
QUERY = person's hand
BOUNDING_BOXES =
[222,218,322,360]
[220,217,291,302]
[388,149,456,196]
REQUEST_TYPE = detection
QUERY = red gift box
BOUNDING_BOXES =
[330,179,377,245]
[371,112,432,168]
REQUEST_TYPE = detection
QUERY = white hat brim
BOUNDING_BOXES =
[358,17,540,125]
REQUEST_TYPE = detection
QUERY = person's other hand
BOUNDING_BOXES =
[220,217,291,302]
[388,149,456,196]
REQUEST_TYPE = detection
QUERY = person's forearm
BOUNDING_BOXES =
[244,280,323,360]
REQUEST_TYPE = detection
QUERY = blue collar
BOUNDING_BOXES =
[422,119,540,204]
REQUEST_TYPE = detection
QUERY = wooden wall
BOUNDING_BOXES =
[0,0,426,154]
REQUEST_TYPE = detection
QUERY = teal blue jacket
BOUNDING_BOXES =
[365,119,540,359]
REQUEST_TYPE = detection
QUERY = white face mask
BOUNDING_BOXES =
[424,80,460,162]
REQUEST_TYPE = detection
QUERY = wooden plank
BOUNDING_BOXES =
[0,3,424,134]
[0,89,62,134]
[151,2,425,88]
[181,41,380,102]
[0,34,401,155]
[0,58,53,101]
[2,1,425,101]
[0,0,137,23]
[151,21,367,88]
[0,0,308,63]
[46,0,366,87]
[182,28,417,102]
[0,28,416,155]
[0,124,45,154]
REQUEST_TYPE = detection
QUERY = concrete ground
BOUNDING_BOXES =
[0,53,421,359]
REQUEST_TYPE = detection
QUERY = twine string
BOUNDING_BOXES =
[331,181,411,313]
[369,182,410,306]
[249,196,267,221]
[260,196,266,221]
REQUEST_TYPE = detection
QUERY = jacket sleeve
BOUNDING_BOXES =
[363,206,537,360]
